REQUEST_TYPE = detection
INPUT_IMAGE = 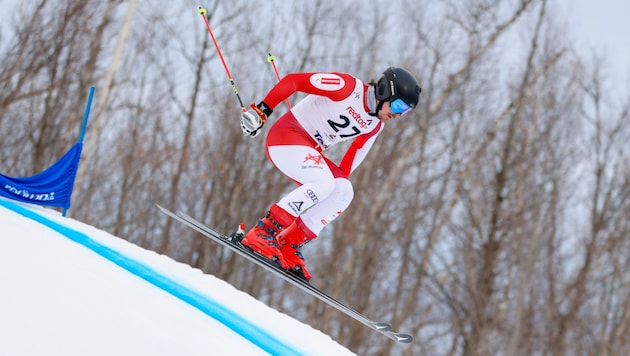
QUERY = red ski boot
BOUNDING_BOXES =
[277,218,316,281]
[241,204,295,269]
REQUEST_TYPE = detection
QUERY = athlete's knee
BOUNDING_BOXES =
[308,177,337,203]
[333,178,354,208]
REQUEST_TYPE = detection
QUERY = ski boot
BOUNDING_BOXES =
[277,219,316,281]
[240,204,295,269]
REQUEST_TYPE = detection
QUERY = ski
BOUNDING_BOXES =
[156,204,413,344]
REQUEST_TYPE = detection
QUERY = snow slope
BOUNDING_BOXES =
[0,198,355,356]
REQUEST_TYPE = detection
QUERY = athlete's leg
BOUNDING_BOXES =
[298,176,354,235]
[266,145,337,217]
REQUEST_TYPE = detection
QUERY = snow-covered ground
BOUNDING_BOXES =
[0,198,355,356]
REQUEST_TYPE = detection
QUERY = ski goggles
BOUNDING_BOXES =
[390,98,413,115]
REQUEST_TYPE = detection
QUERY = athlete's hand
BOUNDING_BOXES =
[240,110,264,137]
[240,102,273,138]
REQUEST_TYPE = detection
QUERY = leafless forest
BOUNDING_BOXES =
[1,0,629,355]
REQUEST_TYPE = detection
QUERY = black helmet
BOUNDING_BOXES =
[376,67,421,109]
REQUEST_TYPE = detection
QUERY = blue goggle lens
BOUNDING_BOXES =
[390,98,412,115]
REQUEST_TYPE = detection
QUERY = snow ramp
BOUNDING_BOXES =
[0,198,354,356]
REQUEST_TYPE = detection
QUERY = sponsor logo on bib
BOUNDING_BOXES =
[310,73,345,91]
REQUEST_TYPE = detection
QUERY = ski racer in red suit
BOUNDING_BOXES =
[239,67,421,280]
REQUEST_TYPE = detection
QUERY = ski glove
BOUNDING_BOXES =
[240,102,273,137]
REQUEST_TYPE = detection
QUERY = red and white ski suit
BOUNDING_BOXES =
[261,72,383,237]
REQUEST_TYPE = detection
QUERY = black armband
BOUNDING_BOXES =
[257,101,273,117]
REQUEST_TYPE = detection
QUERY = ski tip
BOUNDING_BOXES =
[238,223,246,233]
[155,203,170,214]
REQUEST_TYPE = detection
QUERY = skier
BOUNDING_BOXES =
[239,67,421,280]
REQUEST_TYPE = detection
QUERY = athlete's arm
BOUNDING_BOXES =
[338,122,383,176]
[262,72,357,109]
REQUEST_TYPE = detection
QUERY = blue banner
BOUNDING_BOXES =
[0,143,83,209]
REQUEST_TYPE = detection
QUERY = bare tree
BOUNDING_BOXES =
[2,0,630,354]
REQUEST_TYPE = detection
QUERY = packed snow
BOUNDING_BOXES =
[0,198,355,356]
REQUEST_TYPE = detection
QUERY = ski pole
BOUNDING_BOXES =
[267,53,291,109]
[198,7,246,112]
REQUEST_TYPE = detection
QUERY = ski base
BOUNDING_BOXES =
[156,204,413,344]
